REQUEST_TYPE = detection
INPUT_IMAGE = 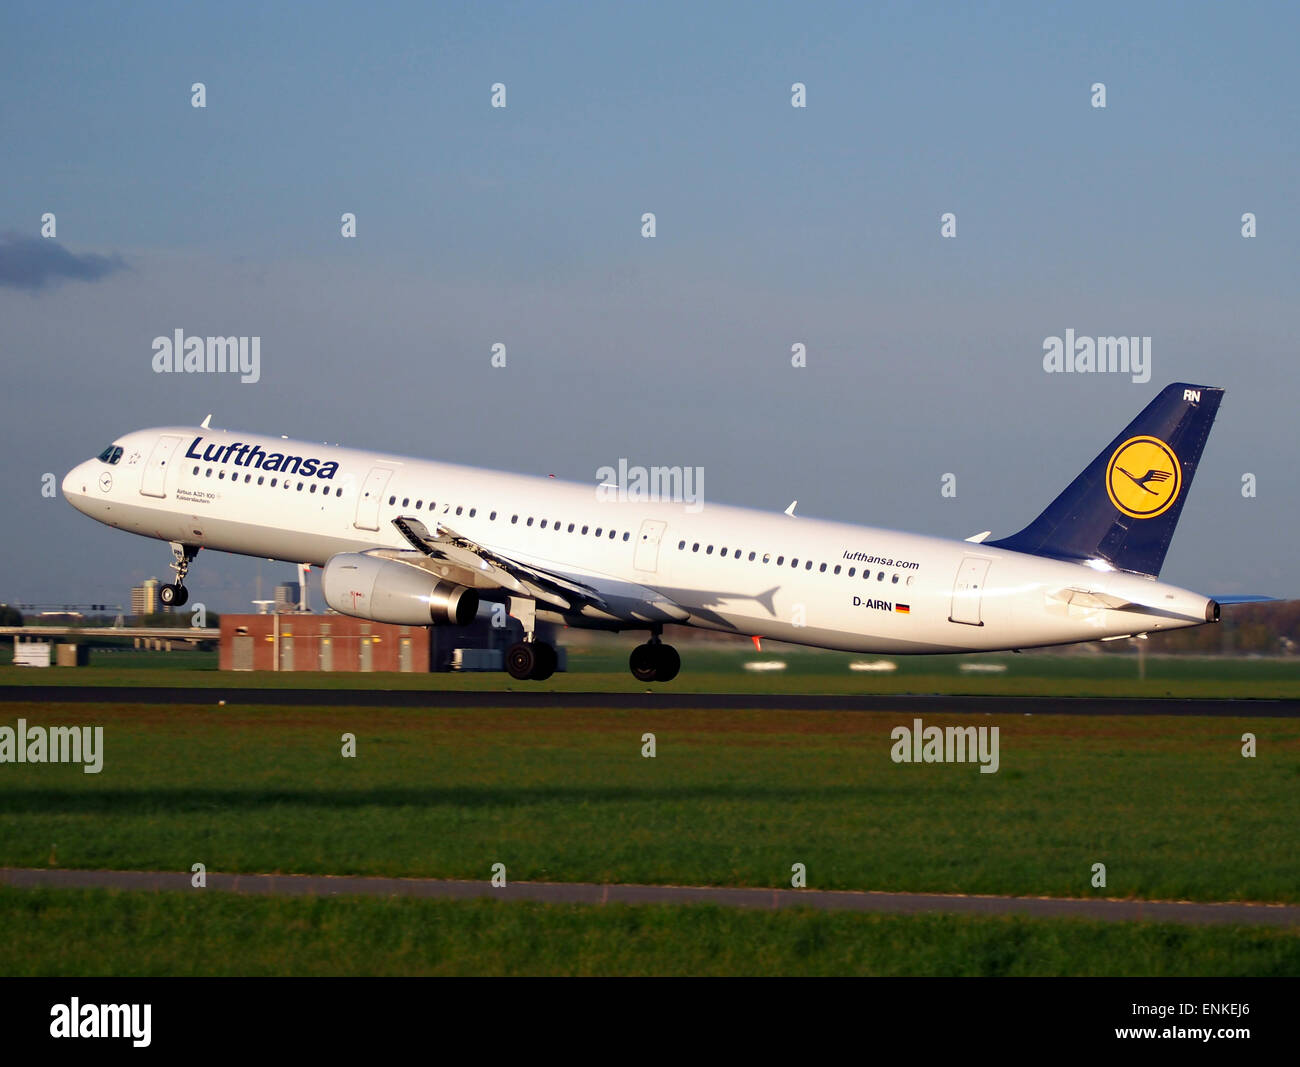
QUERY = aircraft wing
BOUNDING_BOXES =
[390,515,605,612]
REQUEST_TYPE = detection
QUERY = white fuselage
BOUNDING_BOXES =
[62,426,1215,653]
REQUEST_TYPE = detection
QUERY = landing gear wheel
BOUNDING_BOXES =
[630,643,660,683]
[656,644,680,682]
[506,642,537,681]
[629,642,681,683]
[159,583,188,608]
[530,641,557,681]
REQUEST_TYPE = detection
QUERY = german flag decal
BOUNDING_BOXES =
[895,604,910,614]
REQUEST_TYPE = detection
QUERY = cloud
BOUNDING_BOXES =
[0,232,128,290]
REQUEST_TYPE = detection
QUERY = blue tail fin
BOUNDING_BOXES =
[988,383,1224,578]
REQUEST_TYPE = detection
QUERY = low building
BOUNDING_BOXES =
[218,612,561,673]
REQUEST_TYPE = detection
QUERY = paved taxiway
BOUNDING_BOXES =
[1,867,1294,925]
[1,686,1297,716]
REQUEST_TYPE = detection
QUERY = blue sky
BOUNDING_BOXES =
[2,1,1297,612]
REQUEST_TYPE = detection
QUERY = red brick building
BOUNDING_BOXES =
[218,613,542,673]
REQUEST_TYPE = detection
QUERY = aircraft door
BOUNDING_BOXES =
[948,556,991,626]
[353,467,395,531]
[140,435,185,499]
[634,519,668,572]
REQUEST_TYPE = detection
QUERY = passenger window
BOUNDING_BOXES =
[389,496,396,505]
[622,531,630,541]
[415,501,422,509]
[878,571,885,581]
[527,517,534,526]
[258,476,264,485]
[679,540,686,549]
[692,543,700,552]
[569,524,576,533]
[777,556,784,565]
[582,526,589,535]
[456,506,463,516]
[540,519,548,529]
[748,552,756,561]
[490,511,497,520]
[848,567,855,577]
[763,553,771,564]
[820,563,827,572]
[892,574,899,583]
[310,483,317,493]
[193,466,199,475]
[706,545,713,554]
[791,559,798,568]
[595,528,602,537]
[271,478,277,487]
[833,565,840,574]
[806,560,813,570]
[402,498,410,507]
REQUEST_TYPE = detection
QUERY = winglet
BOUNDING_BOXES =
[200,414,212,429]
[784,500,798,517]
[965,531,991,543]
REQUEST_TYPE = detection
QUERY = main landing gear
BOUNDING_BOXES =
[159,542,199,608]
[629,633,680,683]
[505,640,558,681]
[504,595,557,681]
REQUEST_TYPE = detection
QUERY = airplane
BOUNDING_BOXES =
[61,382,1265,682]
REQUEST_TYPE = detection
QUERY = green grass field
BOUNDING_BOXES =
[1,699,1296,903]
[3,887,1296,976]
[3,654,1297,975]
[4,644,1300,698]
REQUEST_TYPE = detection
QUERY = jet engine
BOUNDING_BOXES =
[321,553,479,626]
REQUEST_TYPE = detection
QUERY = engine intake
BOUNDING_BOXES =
[322,553,479,626]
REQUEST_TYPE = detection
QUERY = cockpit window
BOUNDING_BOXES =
[97,445,123,465]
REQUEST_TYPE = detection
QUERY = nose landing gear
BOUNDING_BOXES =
[159,542,199,608]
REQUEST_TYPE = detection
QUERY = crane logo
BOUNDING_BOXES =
[1105,436,1181,519]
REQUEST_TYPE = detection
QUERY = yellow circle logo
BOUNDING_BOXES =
[1105,436,1181,519]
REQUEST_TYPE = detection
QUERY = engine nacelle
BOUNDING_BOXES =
[322,553,479,626]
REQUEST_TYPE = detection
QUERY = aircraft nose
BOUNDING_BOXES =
[62,461,90,504]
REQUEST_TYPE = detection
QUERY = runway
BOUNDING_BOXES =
[1,685,1297,716]
[1,867,1294,926]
